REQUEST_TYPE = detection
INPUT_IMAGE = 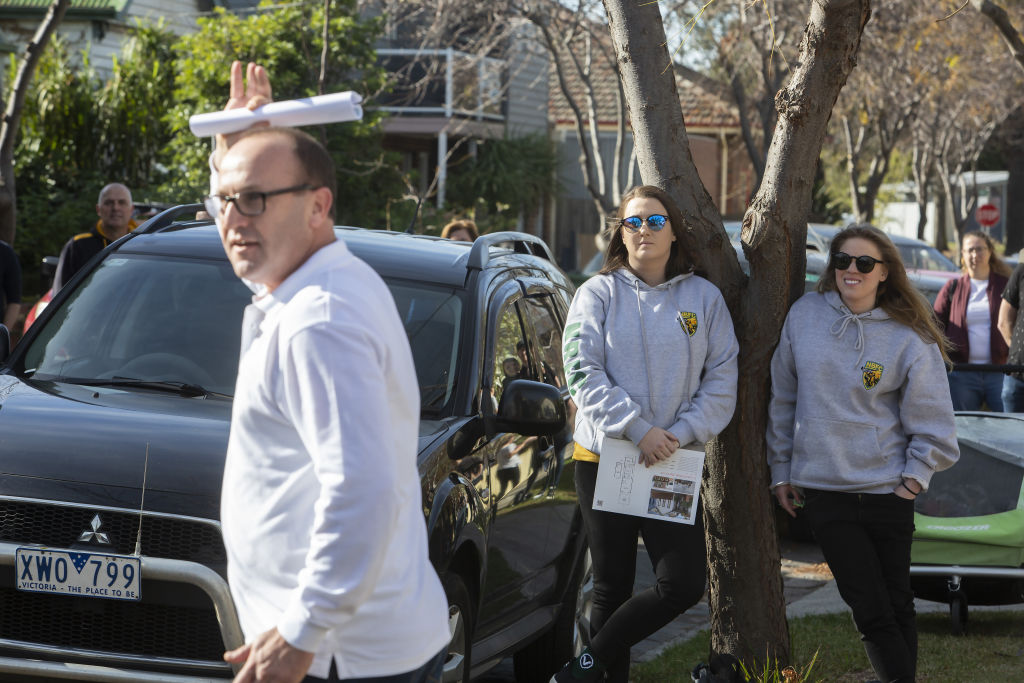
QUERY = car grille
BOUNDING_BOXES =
[0,500,226,568]
[0,571,226,664]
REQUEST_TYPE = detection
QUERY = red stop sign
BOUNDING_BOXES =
[976,203,1000,227]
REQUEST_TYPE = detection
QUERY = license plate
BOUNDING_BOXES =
[16,547,141,601]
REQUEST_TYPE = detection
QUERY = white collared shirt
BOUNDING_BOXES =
[220,239,449,679]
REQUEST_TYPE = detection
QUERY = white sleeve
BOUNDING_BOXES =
[274,321,400,652]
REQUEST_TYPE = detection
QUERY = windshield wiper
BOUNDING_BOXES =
[57,376,229,399]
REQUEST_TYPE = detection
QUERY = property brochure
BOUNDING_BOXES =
[593,437,705,525]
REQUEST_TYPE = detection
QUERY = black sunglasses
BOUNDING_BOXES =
[831,251,884,274]
[620,214,669,232]
[204,183,317,217]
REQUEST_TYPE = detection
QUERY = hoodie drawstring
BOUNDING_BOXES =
[633,280,659,416]
[830,311,868,368]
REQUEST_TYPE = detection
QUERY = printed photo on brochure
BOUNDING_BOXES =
[592,437,705,525]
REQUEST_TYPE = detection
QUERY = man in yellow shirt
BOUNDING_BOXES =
[53,183,137,290]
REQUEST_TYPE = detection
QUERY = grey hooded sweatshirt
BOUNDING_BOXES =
[767,290,959,493]
[563,268,738,455]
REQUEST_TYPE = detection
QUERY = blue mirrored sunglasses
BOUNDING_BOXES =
[620,214,669,232]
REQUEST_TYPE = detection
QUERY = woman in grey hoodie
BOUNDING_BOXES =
[552,186,738,683]
[768,224,959,683]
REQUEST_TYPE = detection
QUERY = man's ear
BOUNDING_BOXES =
[310,186,334,226]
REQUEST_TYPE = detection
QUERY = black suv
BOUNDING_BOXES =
[0,207,590,682]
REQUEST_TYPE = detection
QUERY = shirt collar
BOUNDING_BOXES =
[249,238,344,314]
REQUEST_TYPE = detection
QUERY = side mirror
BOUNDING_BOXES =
[0,324,9,364]
[494,379,566,437]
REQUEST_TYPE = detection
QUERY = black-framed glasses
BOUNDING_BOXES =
[620,214,669,233]
[204,183,317,217]
[832,251,884,274]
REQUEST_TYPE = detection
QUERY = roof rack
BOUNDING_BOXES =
[467,232,554,271]
[136,204,206,234]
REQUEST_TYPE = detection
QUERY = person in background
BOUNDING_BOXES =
[53,183,137,291]
[998,260,1024,412]
[933,230,1012,411]
[553,185,738,682]
[0,239,21,332]
[769,224,959,683]
[440,219,478,242]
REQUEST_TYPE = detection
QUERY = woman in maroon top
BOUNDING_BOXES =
[933,230,1012,411]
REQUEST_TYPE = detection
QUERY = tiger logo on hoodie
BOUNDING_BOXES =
[862,361,883,390]
[677,311,698,337]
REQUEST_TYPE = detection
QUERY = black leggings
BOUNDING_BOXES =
[801,489,917,683]
[575,460,706,682]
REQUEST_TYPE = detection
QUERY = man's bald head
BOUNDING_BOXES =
[96,183,133,238]
[233,127,337,220]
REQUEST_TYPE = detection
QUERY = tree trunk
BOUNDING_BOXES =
[601,0,871,668]
[0,0,70,245]
[972,0,1024,74]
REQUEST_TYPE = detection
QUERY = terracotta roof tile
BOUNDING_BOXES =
[548,22,739,131]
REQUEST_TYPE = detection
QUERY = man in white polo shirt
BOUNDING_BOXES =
[210,62,448,683]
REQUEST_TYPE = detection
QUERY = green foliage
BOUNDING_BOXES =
[446,133,559,215]
[11,37,106,293]
[166,0,400,225]
[14,36,102,187]
[100,22,178,191]
[739,649,819,682]
[632,610,1024,682]
[9,1,394,292]
[818,147,854,221]
[423,133,560,236]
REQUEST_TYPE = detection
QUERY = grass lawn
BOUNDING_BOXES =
[630,610,1024,682]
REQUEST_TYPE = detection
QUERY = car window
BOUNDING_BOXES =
[916,415,1024,518]
[520,295,566,390]
[897,244,957,272]
[489,301,528,409]
[22,253,463,412]
[23,255,251,395]
[388,283,462,415]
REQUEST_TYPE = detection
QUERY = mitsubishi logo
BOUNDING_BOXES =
[78,514,111,545]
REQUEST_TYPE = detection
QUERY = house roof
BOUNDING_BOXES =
[0,0,126,18]
[547,21,739,132]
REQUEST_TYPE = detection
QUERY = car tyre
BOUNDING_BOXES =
[512,546,593,680]
[442,573,474,683]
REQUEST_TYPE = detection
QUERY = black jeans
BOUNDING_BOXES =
[575,460,706,683]
[801,489,917,683]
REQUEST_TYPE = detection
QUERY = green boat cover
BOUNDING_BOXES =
[911,413,1024,569]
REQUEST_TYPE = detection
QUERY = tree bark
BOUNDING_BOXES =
[911,135,934,242]
[602,0,871,667]
[0,0,70,245]
[972,0,1024,74]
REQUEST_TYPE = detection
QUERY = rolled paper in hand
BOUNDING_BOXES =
[188,91,363,137]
